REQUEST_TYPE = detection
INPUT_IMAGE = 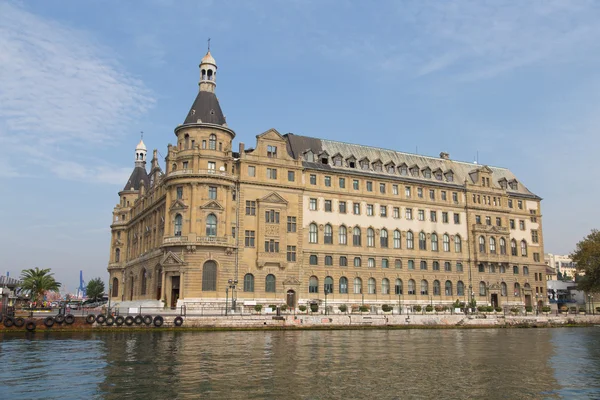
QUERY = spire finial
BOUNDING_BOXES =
[207,37,211,52]
[140,130,144,140]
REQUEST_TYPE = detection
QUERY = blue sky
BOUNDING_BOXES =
[1,0,599,292]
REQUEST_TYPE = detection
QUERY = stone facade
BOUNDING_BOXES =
[108,51,547,311]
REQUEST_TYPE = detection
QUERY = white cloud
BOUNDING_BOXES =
[0,1,154,183]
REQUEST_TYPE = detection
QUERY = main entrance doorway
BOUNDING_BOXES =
[525,295,532,308]
[171,276,180,309]
[491,293,499,308]
[287,290,296,308]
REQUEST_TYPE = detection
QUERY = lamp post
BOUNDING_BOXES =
[588,294,592,314]
[535,294,540,315]
[324,287,328,315]
[227,279,238,315]
[225,287,229,316]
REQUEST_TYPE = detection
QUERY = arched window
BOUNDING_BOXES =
[339,256,347,266]
[184,134,190,149]
[457,281,464,296]
[499,264,506,273]
[309,255,318,265]
[431,233,438,251]
[499,238,506,255]
[511,239,517,256]
[353,227,361,246]
[381,278,390,294]
[115,248,120,262]
[339,225,347,245]
[244,273,254,292]
[513,265,519,274]
[408,279,416,295]
[454,235,462,252]
[479,236,486,253]
[353,277,362,294]
[382,258,389,268]
[489,237,496,253]
[266,274,276,293]
[479,281,486,296]
[324,224,333,244]
[420,280,429,295]
[524,283,530,289]
[395,279,403,295]
[309,223,318,243]
[523,266,529,275]
[407,231,414,249]
[521,240,528,256]
[444,262,451,272]
[368,278,376,294]
[209,134,217,150]
[433,261,440,271]
[206,214,217,236]
[419,232,427,250]
[394,230,401,249]
[324,276,334,294]
[202,261,217,291]
[309,276,318,293]
[112,277,119,297]
[380,229,388,248]
[441,234,449,252]
[514,282,521,297]
[367,228,375,247]
[141,269,147,295]
[339,277,348,294]
[433,280,441,295]
[445,280,453,296]
[174,214,183,236]
[501,282,507,296]
[354,257,361,267]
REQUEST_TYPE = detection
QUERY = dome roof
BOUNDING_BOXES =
[136,139,147,151]
[201,51,216,65]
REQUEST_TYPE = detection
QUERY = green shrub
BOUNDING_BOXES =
[425,305,433,312]
[310,303,319,312]
[569,306,577,312]
[495,307,502,312]
[579,307,586,312]
[382,304,393,312]
[525,306,533,312]
[477,305,486,312]
[542,306,551,313]
[359,305,369,312]
[486,306,494,312]
[268,304,277,309]
[280,304,288,311]
[414,305,422,312]
[510,307,519,313]
[560,305,568,312]
[299,305,307,312]
[338,304,347,312]
[254,304,263,312]
[434,305,443,312]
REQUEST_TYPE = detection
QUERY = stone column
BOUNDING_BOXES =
[161,271,167,305]
[180,270,185,300]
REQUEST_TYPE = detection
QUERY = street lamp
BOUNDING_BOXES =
[324,287,329,315]
[226,279,238,316]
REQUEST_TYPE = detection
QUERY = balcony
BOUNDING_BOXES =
[472,224,509,235]
[196,235,236,247]
[166,169,235,181]
[164,235,188,244]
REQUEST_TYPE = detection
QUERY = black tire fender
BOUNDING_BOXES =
[85,314,96,324]
[124,316,135,326]
[64,314,75,325]
[3,317,14,328]
[54,314,65,324]
[115,316,125,326]
[143,315,153,326]
[105,316,115,326]
[134,315,144,325]
[153,315,164,327]
[173,316,184,327]
[25,321,36,332]
[43,316,55,328]
[14,317,25,328]
[96,314,107,325]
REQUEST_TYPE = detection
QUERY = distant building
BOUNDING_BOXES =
[0,275,21,314]
[545,253,578,280]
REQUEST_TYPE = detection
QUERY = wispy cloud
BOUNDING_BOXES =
[0,1,154,183]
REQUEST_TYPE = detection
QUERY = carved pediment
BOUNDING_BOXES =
[160,251,185,266]
[170,199,188,211]
[260,192,288,205]
[201,200,224,210]
[283,277,301,285]
[256,128,285,141]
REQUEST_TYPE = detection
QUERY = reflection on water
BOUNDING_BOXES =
[1,328,599,399]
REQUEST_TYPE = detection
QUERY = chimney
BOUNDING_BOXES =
[239,142,245,158]
[440,152,450,160]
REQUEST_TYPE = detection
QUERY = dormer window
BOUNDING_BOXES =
[499,179,507,189]
[386,164,395,174]
[347,157,356,168]
[304,150,314,162]
[267,145,277,158]
[361,159,370,170]
[333,156,342,166]
[509,180,518,190]
[373,161,382,172]
[410,167,419,177]
[445,171,454,182]
[399,164,408,176]
[423,168,432,179]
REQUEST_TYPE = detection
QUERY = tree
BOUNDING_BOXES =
[20,268,61,302]
[571,229,600,293]
[86,278,105,301]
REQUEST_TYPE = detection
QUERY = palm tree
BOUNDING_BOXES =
[20,268,61,302]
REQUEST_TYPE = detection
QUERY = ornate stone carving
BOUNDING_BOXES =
[265,225,279,236]
[283,277,300,286]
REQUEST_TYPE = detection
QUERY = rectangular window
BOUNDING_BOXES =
[429,189,435,201]
[442,212,449,223]
[353,180,359,190]
[310,174,317,185]
[309,198,317,211]
[208,186,217,200]
[324,200,332,212]
[405,186,411,198]
[418,209,425,221]
[202,140,207,149]
[393,207,400,218]
[287,216,296,232]
[485,216,491,226]
[453,213,460,224]
[476,215,481,224]
[287,246,296,262]
[496,217,502,227]
[366,181,373,192]
[510,219,515,229]
[367,204,374,216]
[208,161,216,171]
[519,220,525,230]
[408,260,415,270]
[245,201,256,215]
[533,253,540,262]
[417,188,423,198]
[518,200,523,209]
[267,168,277,179]
[452,192,458,203]
[368,258,375,268]
[395,259,402,269]
[339,201,347,214]
[456,263,463,272]
[267,145,277,158]
[339,178,346,188]
[176,186,183,199]
[182,161,188,169]
[392,185,398,195]
[288,171,295,182]
[380,183,386,194]
[441,191,447,201]
[430,211,437,222]
[380,205,387,217]
[265,210,280,223]
[264,239,280,252]
[324,176,331,187]
[532,230,539,243]
[353,202,360,215]
[244,230,255,247]
[405,208,413,220]
[248,165,256,177]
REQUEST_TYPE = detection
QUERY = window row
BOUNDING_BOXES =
[174,213,218,237]
[477,264,539,277]
[304,276,467,296]
[307,255,464,272]
[179,133,221,151]
[308,224,463,252]
[477,236,528,256]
